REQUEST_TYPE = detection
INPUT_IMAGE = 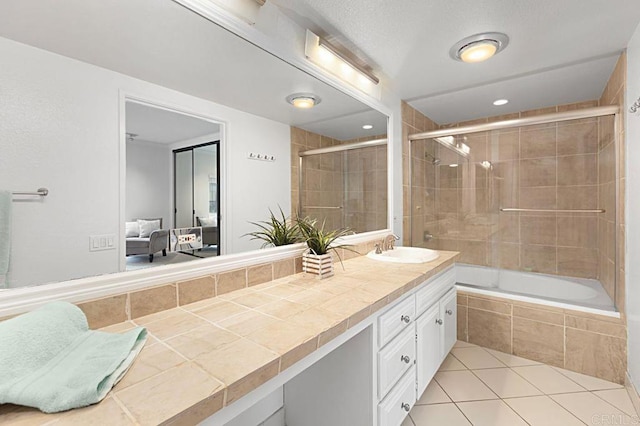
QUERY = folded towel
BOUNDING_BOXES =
[0,302,146,413]
[0,190,11,286]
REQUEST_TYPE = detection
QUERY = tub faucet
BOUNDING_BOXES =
[383,234,400,251]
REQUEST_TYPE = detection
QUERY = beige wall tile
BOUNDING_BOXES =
[557,216,598,248]
[519,187,556,209]
[565,328,626,384]
[467,308,511,353]
[521,245,556,274]
[557,185,598,210]
[513,317,564,367]
[557,247,598,278]
[468,296,511,315]
[457,305,468,341]
[520,216,556,246]
[273,259,295,279]
[520,127,556,158]
[565,315,626,339]
[520,158,557,187]
[557,121,598,155]
[130,285,177,319]
[217,269,247,296]
[557,154,597,186]
[177,276,216,306]
[513,305,564,325]
[77,294,128,329]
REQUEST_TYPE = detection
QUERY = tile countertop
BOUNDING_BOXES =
[0,251,459,426]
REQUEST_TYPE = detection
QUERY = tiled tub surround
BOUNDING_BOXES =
[0,252,459,425]
[456,290,627,385]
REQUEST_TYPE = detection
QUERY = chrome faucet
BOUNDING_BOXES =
[383,234,400,251]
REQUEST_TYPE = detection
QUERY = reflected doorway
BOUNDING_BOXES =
[174,142,221,257]
[124,100,221,271]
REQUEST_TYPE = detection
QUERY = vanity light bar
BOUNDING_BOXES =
[317,39,379,85]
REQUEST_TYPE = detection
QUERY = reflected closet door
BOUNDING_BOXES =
[174,150,194,228]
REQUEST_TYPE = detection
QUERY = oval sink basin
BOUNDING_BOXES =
[367,246,439,264]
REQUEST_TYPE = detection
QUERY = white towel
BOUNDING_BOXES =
[0,191,11,286]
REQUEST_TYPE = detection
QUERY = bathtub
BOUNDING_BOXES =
[455,264,616,315]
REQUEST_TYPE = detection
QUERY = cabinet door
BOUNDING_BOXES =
[415,304,441,398]
[439,288,457,359]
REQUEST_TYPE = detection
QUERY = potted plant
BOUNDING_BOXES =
[245,207,300,247]
[297,217,356,279]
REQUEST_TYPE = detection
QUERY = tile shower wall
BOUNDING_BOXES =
[291,127,387,233]
[404,50,626,312]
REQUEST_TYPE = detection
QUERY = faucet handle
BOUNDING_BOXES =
[374,243,383,254]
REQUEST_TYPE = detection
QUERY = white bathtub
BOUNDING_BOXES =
[455,264,616,315]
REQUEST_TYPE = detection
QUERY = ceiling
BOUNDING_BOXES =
[271,0,640,123]
[0,0,386,140]
[126,102,220,145]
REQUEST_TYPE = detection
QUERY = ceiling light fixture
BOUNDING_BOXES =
[450,32,509,63]
[493,99,509,106]
[286,93,321,109]
[305,30,381,98]
[362,124,373,130]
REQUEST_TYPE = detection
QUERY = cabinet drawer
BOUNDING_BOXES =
[378,296,415,348]
[378,366,416,426]
[378,326,415,400]
[415,268,455,317]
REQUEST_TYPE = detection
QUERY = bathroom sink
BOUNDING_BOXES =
[367,246,439,264]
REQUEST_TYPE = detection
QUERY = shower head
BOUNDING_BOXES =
[425,152,441,165]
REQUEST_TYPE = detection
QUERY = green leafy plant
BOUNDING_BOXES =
[245,207,300,247]
[296,217,357,265]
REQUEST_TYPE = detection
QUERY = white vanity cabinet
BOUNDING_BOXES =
[376,268,456,426]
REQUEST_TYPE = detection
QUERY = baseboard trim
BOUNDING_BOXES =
[625,372,640,416]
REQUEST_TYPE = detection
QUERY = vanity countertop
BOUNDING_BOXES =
[0,251,459,425]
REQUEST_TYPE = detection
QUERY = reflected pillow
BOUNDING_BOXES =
[125,222,139,238]
[138,219,161,238]
[199,217,217,227]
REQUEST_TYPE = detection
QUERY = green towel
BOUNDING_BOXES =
[0,301,146,413]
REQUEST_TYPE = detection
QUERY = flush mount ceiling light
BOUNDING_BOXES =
[362,124,373,130]
[493,99,509,106]
[286,93,321,109]
[450,32,509,63]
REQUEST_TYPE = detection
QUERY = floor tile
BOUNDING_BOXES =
[485,348,541,367]
[512,365,587,394]
[473,368,543,398]
[593,388,639,416]
[551,392,635,424]
[456,400,528,426]
[503,395,584,426]
[417,380,451,405]
[434,371,498,402]
[451,347,506,369]
[553,366,624,391]
[439,354,467,371]
[454,340,477,348]
[410,403,471,426]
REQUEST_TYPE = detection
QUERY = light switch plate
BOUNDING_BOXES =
[90,234,116,252]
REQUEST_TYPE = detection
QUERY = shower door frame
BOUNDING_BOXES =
[407,105,621,306]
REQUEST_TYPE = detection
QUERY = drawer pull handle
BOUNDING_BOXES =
[446,309,453,315]
[401,402,410,412]
[400,355,411,364]
[401,315,411,324]
[435,318,443,325]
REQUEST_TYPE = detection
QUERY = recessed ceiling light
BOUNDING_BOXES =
[449,164,459,168]
[493,99,509,106]
[450,32,509,63]
[362,124,373,130]
[286,93,321,109]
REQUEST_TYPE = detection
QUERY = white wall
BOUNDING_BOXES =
[0,36,290,287]
[125,140,172,228]
[626,23,640,392]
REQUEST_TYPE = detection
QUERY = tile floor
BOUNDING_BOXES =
[404,341,639,426]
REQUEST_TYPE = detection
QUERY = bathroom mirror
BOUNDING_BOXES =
[0,0,388,289]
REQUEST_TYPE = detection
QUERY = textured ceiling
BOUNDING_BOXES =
[0,0,385,140]
[271,0,640,123]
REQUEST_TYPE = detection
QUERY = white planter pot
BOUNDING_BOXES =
[302,252,334,279]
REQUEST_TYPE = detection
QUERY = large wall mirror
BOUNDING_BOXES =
[0,0,389,289]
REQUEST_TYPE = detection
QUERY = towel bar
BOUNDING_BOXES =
[11,188,48,197]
